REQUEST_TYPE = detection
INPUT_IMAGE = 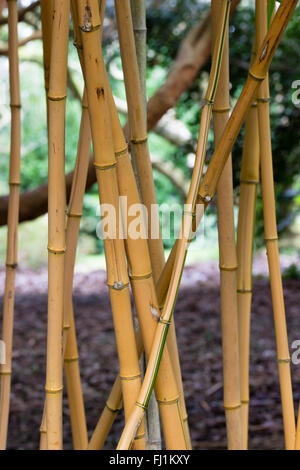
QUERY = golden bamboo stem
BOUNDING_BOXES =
[236,101,260,449]
[114,0,165,283]
[255,0,295,450]
[77,0,146,449]
[45,0,70,450]
[103,66,187,450]
[0,0,21,450]
[212,0,243,450]
[62,88,91,450]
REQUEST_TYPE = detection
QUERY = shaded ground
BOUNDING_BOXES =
[1,260,300,450]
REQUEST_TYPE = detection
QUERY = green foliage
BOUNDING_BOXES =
[282,263,300,280]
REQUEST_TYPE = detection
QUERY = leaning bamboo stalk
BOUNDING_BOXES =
[255,0,295,450]
[0,0,21,450]
[77,0,146,449]
[45,0,70,450]
[236,101,260,449]
[117,0,231,449]
[156,0,298,308]
[115,0,191,448]
[88,376,123,450]
[103,65,187,450]
[130,0,161,450]
[212,0,243,450]
[114,0,165,284]
[64,305,88,450]
[62,90,91,450]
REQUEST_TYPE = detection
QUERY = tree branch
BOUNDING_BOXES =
[0,30,42,56]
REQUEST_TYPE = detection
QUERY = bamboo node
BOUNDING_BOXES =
[157,397,179,406]
[277,358,290,364]
[240,179,259,185]
[134,432,146,440]
[131,136,148,145]
[241,400,249,404]
[115,147,128,158]
[94,162,116,171]
[45,386,63,395]
[248,71,265,82]
[106,402,121,413]
[48,95,67,102]
[6,262,18,269]
[136,401,147,410]
[10,103,21,109]
[64,356,79,363]
[183,210,196,217]
[112,281,126,291]
[213,107,231,114]
[264,237,278,242]
[159,318,171,326]
[0,371,12,376]
[67,211,82,219]
[237,288,252,294]
[130,271,152,281]
[47,246,66,255]
[119,373,141,381]
[224,403,241,411]
[219,264,238,272]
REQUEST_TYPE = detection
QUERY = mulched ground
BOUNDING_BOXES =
[1,261,300,450]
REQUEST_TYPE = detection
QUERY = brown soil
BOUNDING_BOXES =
[1,263,300,450]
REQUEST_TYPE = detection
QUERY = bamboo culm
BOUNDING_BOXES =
[0,0,21,450]
[45,0,70,450]
[212,0,243,450]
